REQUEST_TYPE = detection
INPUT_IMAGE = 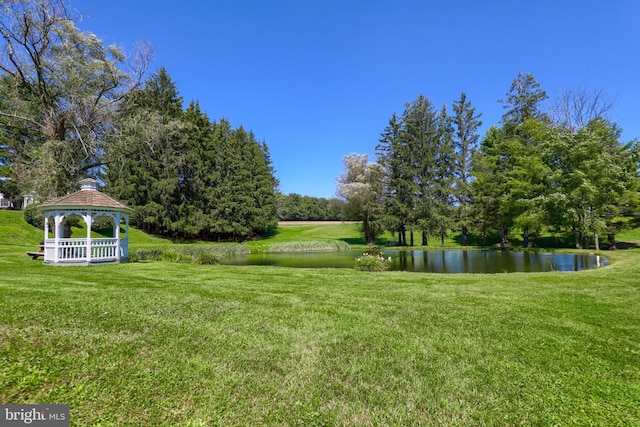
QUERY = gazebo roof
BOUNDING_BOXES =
[38,178,132,212]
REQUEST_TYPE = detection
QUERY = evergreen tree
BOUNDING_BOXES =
[178,101,216,237]
[452,93,482,246]
[402,95,439,246]
[376,113,413,245]
[105,67,184,234]
[500,72,548,126]
[471,127,512,247]
[205,122,278,240]
[431,104,456,246]
[377,95,457,246]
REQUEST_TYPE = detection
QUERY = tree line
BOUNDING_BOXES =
[338,73,640,249]
[0,0,279,240]
[105,68,278,239]
[277,193,346,221]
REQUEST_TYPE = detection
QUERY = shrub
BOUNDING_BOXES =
[194,252,219,265]
[130,244,247,264]
[135,248,165,261]
[128,251,139,263]
[92,215,114,236]
[23,204,44,229]
[161,250,192,263]
[354,252,392,272]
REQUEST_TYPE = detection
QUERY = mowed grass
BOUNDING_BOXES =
[0,212,639,425]
[246,222,367,252]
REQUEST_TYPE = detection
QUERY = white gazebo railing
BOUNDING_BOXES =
[43,237,129,264]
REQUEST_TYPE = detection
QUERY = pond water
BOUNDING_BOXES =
[219,249,606,273]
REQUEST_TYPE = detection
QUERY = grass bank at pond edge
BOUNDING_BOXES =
[1,211,639,425]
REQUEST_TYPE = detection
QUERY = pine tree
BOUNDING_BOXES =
[452,93,482,246]
[376,113,413,245]
[178,101,216,237]
[500,72,548,126]
[432,104,455,247]
[105,68,184,234]
[471,127,511,247]
[403,95,439,245]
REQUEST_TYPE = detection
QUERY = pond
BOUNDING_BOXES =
[219,249,606,273]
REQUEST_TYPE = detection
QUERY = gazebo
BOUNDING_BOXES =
[37,178,132,266]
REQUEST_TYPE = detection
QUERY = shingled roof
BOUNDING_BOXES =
[38,179,132,212]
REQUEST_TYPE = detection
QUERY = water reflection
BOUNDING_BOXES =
[220,249,606,273]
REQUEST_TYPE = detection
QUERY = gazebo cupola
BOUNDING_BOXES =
[37,178,132,266]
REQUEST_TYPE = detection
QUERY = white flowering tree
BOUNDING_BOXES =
[336,153,385,245]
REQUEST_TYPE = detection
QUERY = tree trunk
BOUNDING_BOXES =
[461,225,468,246]
[594,232,600,251]
[422,230,428,246]
[573,227,582,249]
[608,233,617,250]
[440,232,445,247]
[410,230,414,246]
[522,228,529,248]
[500,226,506,250]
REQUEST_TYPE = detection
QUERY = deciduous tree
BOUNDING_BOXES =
[336,153,384,245]
[0,0,150,199]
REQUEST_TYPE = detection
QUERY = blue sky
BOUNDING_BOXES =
[74,0,640,198]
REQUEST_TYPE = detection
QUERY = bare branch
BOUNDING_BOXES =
[550,86,616,130]
[0,110,43,129]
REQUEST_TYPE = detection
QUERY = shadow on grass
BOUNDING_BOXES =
[339,237,392,246]
[609,241,639,250]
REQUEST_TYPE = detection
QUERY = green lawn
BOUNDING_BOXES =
[1,211,639,425]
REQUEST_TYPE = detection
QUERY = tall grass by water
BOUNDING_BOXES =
[1,211,639,425]
[268,240,351,253]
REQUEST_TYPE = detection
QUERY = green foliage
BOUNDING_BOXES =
[268,240,350,253]
[106,72,279,240]
[336,153,385,245]
[373,73,639,249]
[376,94,461,246]
[277,193,346,221]
[0,0,150,200]
[22,204,44,229]
[354,252,392,271]
[452,93,482,246]
[130,244,249,264]
[193,252,219,265]
[161,249,193,263]
[500,71,549,125]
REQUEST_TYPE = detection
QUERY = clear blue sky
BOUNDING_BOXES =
[74,0,640,198]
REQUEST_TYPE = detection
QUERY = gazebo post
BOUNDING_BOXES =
[123,215,130,258]
[54,213,64,263]
[83,213,93,263]
[114,212,121,262]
